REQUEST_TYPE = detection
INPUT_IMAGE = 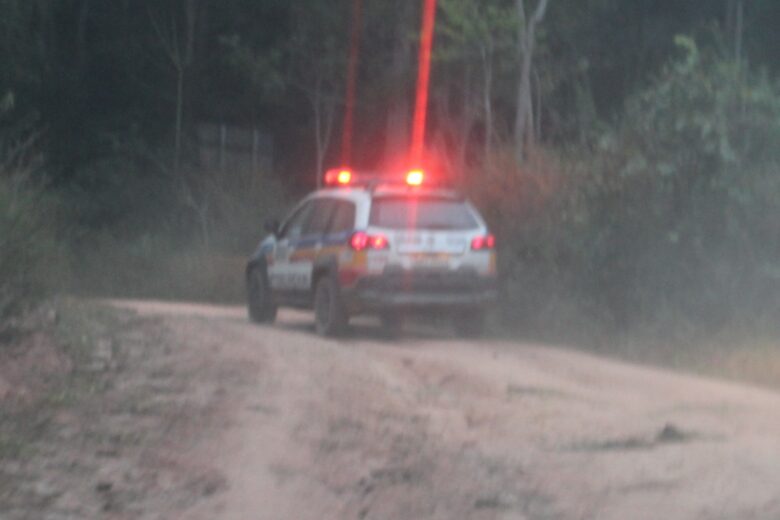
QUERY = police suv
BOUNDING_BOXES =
[246,169,497,336]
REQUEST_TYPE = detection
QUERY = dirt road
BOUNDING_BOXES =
[104,300,780,520]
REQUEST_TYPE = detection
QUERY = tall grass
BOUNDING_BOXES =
[67,164,289,304]
[0,172,65,322]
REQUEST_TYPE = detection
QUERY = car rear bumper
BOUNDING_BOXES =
[344,270,498,313]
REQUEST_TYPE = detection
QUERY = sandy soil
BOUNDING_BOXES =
[102,300,780,520]
[4,300,779,519]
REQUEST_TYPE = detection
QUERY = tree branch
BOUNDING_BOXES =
[531,0,550,26]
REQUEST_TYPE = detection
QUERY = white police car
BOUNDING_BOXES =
[246,169,497,336]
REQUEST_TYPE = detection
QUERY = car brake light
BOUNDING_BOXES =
[350,231,368,250]
[471,234,496,250]
[350,231,389,251]
[406,169,424,186]
[370,234,389,249]
[324,168,352,186]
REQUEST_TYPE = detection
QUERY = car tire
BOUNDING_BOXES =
[452,310,485,337]
[379,312,404,338]
[247,266,277,324]
[314,275,348,337]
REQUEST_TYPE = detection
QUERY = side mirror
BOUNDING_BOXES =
[264,218,280,236]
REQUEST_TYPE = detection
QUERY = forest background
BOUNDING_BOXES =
[2,0,779,349]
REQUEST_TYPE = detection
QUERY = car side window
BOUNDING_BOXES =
[279,201,314,240]
[329,201,356,234]
[303,199,337,236]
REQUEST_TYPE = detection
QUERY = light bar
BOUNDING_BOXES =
[324,168,352,186]
[406,169,424,186]
[322,168,444,189]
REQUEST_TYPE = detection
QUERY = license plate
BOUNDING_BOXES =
[410,253,450,268]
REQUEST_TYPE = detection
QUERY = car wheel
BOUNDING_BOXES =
[452,310,485,337]
[314,275,348,337]
[247,266,277,324]
[379,312,404,338]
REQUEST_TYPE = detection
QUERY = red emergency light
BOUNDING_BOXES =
[406,169,425,186]
[324,168,353,186]
[323,167,441,190]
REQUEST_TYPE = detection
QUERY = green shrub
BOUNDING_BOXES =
[468,39,780,342]
[583,37,780,336]
[465,147,612,343]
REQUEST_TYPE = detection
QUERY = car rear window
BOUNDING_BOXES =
[369,197,478,230]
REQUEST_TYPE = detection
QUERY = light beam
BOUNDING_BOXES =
[410,0,438,168]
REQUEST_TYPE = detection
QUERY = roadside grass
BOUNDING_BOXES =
[485,303,780,392]
[0,297,233,516]
[72,245,246,305]
[0,432,34,460]
[55,298,123,363]
[516,326,780,393]
[0,299,127,515]
[689,337,780,391]
[0,300,120,463]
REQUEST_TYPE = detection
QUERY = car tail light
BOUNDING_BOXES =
[471,234,496,250]
[350,231,390,251]
[350,231,369,250]
[370,234,389,249]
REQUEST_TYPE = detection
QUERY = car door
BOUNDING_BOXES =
[285,199,337,296]
[267,200,315,291]
[269,197,334,298]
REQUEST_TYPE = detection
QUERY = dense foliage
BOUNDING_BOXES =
[470,38,780,340]
[0,0,778,339]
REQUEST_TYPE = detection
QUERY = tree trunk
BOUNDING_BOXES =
[534,68,542,142]
[725,0,736,40]
[454,65,476,183]
[734,0,743,73]
[196,199,210,250]
[513,0,550,165]
[340,0,363,167]
[184,0,199,61]
[444,64,475,182]
[514,36,533,163]
[312,81,323,188]
[481,45,494,160]
[311,76,336,188]
[524,79,534,149]
[174,67,184,177]
[150,0,201,178]
[76,0,90,71]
